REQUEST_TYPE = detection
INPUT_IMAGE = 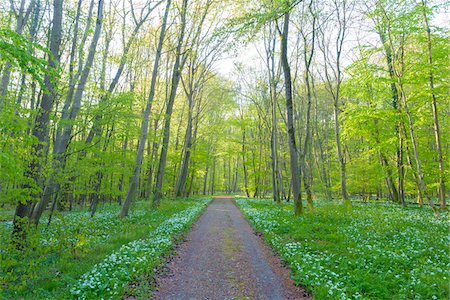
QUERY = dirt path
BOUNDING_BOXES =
[152,197,310,300]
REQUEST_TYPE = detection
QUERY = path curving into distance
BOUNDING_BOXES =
[152,197,311,300]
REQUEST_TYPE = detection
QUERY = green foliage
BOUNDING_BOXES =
[237,199,449,299]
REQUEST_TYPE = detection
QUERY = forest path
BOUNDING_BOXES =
[152,197,310,300]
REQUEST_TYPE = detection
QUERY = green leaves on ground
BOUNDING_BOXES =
[237,199,449,299]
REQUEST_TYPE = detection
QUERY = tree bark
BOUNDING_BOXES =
[12,0,63,243]
[280,11,302,215]
[420,0,446,209]
[31,0,104,225]
[299,1,316,208]
[242,128,250,197]
[175,91,194,197]
[0,0,36,105]
[120,0,172,217]
[153,0,189,208]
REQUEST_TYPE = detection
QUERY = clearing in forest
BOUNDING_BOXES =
[153,197,310,299]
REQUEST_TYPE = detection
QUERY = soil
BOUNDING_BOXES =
[152,197,311,300]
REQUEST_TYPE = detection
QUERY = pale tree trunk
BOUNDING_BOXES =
[380,152,399,202]
[118,134,129,206]
[153,0,189,208]
[174,0,213,197]
[404,138,424,207]
[420,0,446,209]
[15,0,41,110]
[253,117,264,198]
[210,157,215,195]
[175,93,193,197]
[12,0,63,243]
[202,166,208,195]
[242,130,250,198]
[89,29,113,216]
[280,11,302,215]
[374,5,405,205]
[120,0,172,217]
[312,75,332,200]
[233,158,238,193]
[383,35,404,205]
[58,0,95,136]
[145,119,160,198]
[382,6,436,213]
[264,24,280,202]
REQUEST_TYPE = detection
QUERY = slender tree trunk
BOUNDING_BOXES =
[175,93,194,197]
[210,158,215,195]
[242,128,250,197]
[12,0,63,243]
[85,7,155,145]
[376,23,405,206]
[312,78,332,199]
[399,82,437,215]
[320,0,351,206]
[120,0,172,217]
[203,166,209,195]
[267,30,280,202]
[153,0,188,208]
[31,0,104,225]
[420,0,446,209]
[333,70,348,204]
[280,11,302,215]
[0,0,36,105]
[145,120,160,198]
[404,137,424,207]
[300,6,316,208]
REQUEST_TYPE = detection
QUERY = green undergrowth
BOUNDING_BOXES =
[0,198,210,299]
[236,198,449,300]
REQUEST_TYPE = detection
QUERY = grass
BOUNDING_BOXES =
[0,198,210,299]
[236,198,449,300]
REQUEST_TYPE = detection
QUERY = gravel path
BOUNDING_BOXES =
[152,197,311,300]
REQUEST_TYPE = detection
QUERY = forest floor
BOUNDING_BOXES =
[152,197,310,299]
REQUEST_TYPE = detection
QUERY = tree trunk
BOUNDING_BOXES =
[300,6,316,208]
[420,0,446,209]
[203,166,209,195]
[175,92,194,197]
[376,22,405,206]
[267,28,279,202]
[399,82,437,215]
[153,0,188,208]
[242,128,250,198]
[0,0,36,104]
[120,0,172,218]
[280,11,302,215]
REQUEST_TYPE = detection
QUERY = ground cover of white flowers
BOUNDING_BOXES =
[0,198,209,299]
[236,198,449,300]
[70,199,209,298]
